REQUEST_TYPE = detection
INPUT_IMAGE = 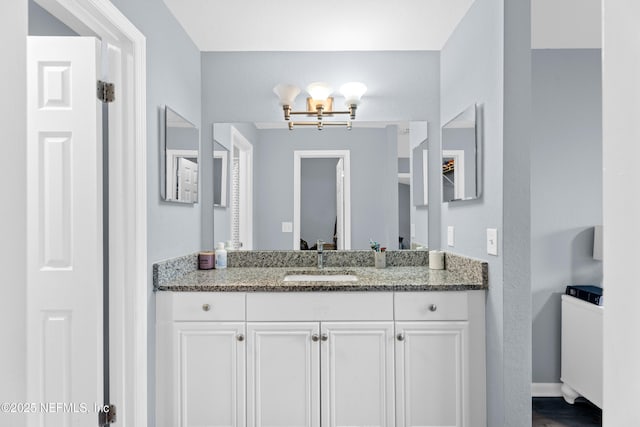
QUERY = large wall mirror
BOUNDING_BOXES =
[163,106,199,203]
[211,122,428,251]
[441,103,481,202]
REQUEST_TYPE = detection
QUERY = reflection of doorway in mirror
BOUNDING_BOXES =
[442,150,465,201]
[294,150,351,250]
[166,149,198,202]
[213,149,228,207]
[230,127,253,250]
[177,157,198,202]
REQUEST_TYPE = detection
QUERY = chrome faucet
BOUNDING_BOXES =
[317,239,325,269]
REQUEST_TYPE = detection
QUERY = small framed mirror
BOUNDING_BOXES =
[213,142,228,207]
[441,104,480,202]
[163,106,199,203]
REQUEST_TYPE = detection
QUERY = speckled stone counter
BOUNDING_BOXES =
[153,250,488,292]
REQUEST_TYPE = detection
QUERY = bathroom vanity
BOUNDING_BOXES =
[155,251,488,427]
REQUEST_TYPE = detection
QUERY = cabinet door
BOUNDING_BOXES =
[321,321,395,427]
[247,322,320,427]
[395,321,469,427]
[174,322,246,427]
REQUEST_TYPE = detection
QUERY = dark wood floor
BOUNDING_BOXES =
[532,397,602,427]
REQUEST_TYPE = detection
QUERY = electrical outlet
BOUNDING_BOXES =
[487,228,498,255]
[282,222,293,233]
[447,226,455,247]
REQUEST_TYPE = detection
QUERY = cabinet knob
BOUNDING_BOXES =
[397,333,405,341]
[311,334,320,342]
[321,333,329,342]
[236,334,245,342]
[429,304,438,312]
[202,303,211,312]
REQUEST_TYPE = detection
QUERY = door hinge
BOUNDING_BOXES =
[97,80,115,103]
[98,404,116,426]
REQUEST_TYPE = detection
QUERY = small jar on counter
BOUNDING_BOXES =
[198,251,215,270]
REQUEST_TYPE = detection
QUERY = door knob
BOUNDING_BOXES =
[236,334,245,342]
[397,333,405,341]
[311,334,320,342]
[429,304,438,312]
[321,333,328,342]
[202,303,211,311]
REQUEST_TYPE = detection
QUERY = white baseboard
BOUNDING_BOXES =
[532,382,563,397]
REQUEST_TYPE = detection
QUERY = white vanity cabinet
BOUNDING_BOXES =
[156,293,247,427]
[246,292,396,427]
[394,292,486,427]
[157,290,486,427]
[246,322,321,427]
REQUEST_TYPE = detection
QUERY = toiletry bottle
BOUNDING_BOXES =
[215,242,227,269]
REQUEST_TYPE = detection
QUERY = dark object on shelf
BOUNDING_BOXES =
[565,285,603,306]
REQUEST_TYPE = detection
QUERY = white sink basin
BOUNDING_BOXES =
[283,274,358,282]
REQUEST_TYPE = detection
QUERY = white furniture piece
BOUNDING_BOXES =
[157,291,486,427]
[561,294,603,408]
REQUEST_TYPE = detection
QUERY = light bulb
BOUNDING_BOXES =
[339,82,367,106]
[306,82,333,101]
[273,84,300,106]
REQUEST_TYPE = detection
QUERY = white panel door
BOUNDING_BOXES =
[27,36,103,426]
[175,322,246,427]
[395,321,469,427]
[321,322,395,427]
[247,322,320,427]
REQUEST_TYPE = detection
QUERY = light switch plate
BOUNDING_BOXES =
[447,226,455,247]
[487,228,498,255]
[282,222,293,233]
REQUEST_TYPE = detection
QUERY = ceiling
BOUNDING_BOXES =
[164,0,601,52]
[163,0,476,51]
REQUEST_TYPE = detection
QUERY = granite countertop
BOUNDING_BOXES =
[155,265,487,292]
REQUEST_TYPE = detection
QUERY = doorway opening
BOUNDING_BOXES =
[293,150,351,250]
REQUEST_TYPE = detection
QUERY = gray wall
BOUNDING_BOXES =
[28,0,77,36]
[531,49,602,383]
[301,158,339,246]
[201,51,440,249]
[440,1,505,422]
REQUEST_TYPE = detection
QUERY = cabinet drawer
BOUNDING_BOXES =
[159,292,245,321]
[247,292,393,321]
[395,292,468,321]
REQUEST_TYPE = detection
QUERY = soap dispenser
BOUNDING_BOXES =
[215,242,227,269]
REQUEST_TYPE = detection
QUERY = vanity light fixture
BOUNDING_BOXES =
[273,81,367,130]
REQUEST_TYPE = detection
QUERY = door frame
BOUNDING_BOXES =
[293,150,351,250]
[34,0,148,425]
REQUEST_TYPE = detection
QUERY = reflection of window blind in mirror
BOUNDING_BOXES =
[231,157,240,249]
